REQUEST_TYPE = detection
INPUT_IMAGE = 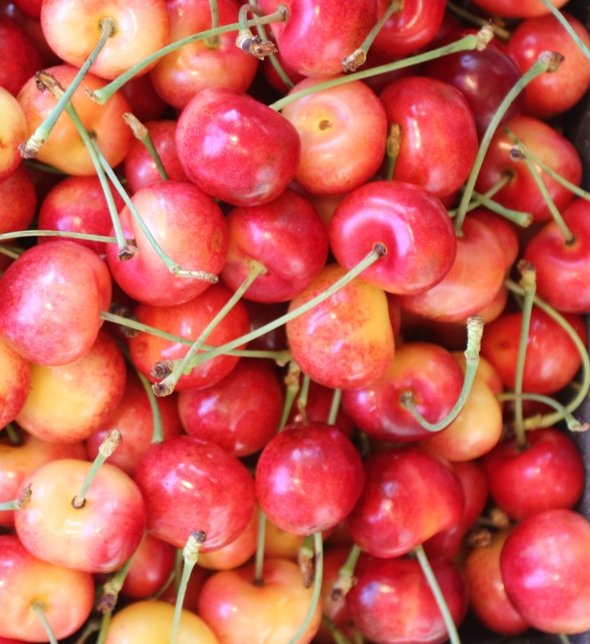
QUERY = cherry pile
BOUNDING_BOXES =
[1,0,590,642]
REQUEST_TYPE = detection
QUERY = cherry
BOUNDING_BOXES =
[120,534,176,600]
[0,14,43,96]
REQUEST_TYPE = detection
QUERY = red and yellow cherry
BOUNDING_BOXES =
[0,165,37,235]
[0,87,27,181]
[0,334,30,431]
[121,534,176,600]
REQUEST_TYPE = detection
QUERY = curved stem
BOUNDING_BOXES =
[538,0,590,60]
[20,18,115,158]
[270,29,493,111]
[342,0,403,72]
[89,9,289,104]
[414,544,461,644]
[123,113,169,181]
[251,0,293,88]
[401,316,484,432]
[295,373,311,423]
[497,392,587,433]
[236,3,283,59]
[72,430,121,509]
[288,532,323,644]
[31,602,59,644]
[136,370,164,444]
[331,543,362,601]
[0,245,22,260]
[153,262,266,396]
[454,52,562,235]
[321,615,352,644]
[171,531,206,644]
[185,246,386,371]
[0,229,122,245]
[204,0,220,48]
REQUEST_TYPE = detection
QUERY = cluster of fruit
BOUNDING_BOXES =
[1,0,590,642]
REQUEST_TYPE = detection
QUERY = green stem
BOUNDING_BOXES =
[327,388,342,426]
[446,0,511,40]
[342,0,403,72]
[414,544,461,644]
[153,262,266,396]
[468,190,533,227]
[331,543,362,601]
[252,0,293,88]
[123,113,169,181]
[254,509,267,585]
[0,483,31,511]
[298,535,315,588]
[296,373,311,422]
[0,229,122,245]
[97,552,136,613]
[513,262,537,449]
[24,160,65,174]
[506,128,575,242]
[137,370,164,444]
[204,0,220,48]
[538,0,590,60]
[236,3,283,59]
[96,611,112,644]
[270,29,494,111]
[448,173,510,216]
[558,634,572,644]
[20,18,115,158]
[171,531,206,644]
[401,316,484,431]
[31,601,59,644]
[454,52,562,235]
[89,9,289,104]
[72,430,121,509]
[279,359,302,431]
[288,532,323,644]
[384,123,401,181]
[0,245,22,260]
[497,392,587,433]
[184,246,386,371]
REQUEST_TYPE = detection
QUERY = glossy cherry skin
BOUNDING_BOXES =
[255,422,364,535]
[15,458,147,574]
[281,79,387,195]
[524,198,590,313]
[347,447,465,558]
[347,555,468,644]
[500,509,590,633]
[0,88,27,181]
[285,264,395,390]
[342,342,463,442]
[134,435,256,552]
[150,0,258,110]
[0,165,37,235]
[0,240,112,366]
[221,189,329,303]
[372,0,445,58]
[0,334,30,431]
[475,114,582,222]
[258,0,377,77]
[176,87,300,207]
[471,0,567,17]
[178,358,283,457]
[329,180,456,295]
[506,13,590,119]
[380,76,478,198]
[0,15,43,95]
[129,283,250,391]
[482,428,585,520]
[481,308,586,395]
[123,120,188,193]
[0,534,94,642]
[198,558,322,643]
[106,181,228,307]
[464,529,529,636]
[121,534,176,599]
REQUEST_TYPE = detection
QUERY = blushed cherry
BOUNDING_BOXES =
[121,534,176,600]
[0,334,30,431]
[470,0,567,17]
[0,165,37,235]
[0,15,43,96]
[0,87,27,181]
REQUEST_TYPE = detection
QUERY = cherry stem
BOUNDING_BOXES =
[3,423,22,445]
[204,0,220,48]
[0,245,22,260]
[251,0,294,88]
[123,113,169,181]
[401,316,484,432]
[298,535,315,588]
[0,229,123,246]
[31,601,59,644]
[328,388,342,426]
[96,612,112,644]
[24,159,65,174]
[559,634,572,644]
[34,71,134,258]
[288,532,323,644]
[538,0,590,60]
[446,0,511,40]
[384,123,402,181]
[513,261,537,449]
[321,615,351,644]
[236,3,282,59]
[296,373,311,423]
[97,552,136,614]
[454,51,562,236]
[254,510,268,585]
[89,9,289,104]
[342,0,403,72]
[497,392,587,433]
[171,530,206,644]
[505,279,590,429]
[331,543,362,601]
[414,544,461,644]
[184,245,386,371]
[99,310,291,364]
[72,430,121,509]
[74,618,101,644]
[0,483,31,511]
[137,370,164,443]
[152,261,266,396]
[506,128,575,242]
[20,17,115,159]
[270,28,494,112]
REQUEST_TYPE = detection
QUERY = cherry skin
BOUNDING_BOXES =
[178,358,283,457]
[500,509,590,633]
[176,87,300,207]
[290,379,355,436]
[15,457,147,574]
[285,264,395,390]
[255,421,365,535]
[133,435,256,552]
[221,189,329,303]
[470,0,567,17]
[0,333,30,431]
[120,73,168,122]
[482,427,585,519]
[0,87,27,181]
[0,534,95,642]
[0,240,112,366]
[0,14,43,96]
[329,180,456,295]
[280,78,387,195]
[0,165,37,235]
[380,76,478,199]
[346,447,465,558]
[121,534,176,599]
